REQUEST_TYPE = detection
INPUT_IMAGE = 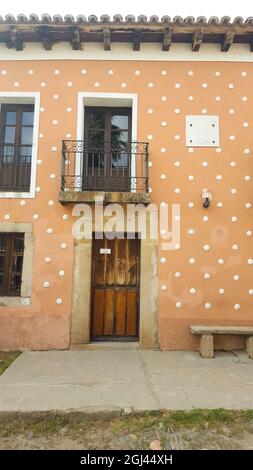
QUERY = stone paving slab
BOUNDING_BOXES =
[0,350,253,411]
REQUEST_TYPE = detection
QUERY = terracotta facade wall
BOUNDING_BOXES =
[0,58,252,350]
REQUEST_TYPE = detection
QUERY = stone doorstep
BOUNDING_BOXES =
[70,342,140,351]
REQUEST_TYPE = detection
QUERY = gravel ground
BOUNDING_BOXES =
[1,410,253,450]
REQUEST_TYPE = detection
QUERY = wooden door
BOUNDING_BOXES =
[91,236,140,340]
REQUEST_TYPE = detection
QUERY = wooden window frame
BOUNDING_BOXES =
[0,232,25,297]
[85,106,132,140]
[0,103,34,192]
[0,223,33,307]
[84,106,132,171]
[83,106,132,191]
[0,103,34,142]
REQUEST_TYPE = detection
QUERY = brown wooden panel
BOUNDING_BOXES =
[116,238,126,285]
[127,290,138,336]
[103,289,115,335]
[115,289,126,336]
[91,236,140,340]
[105,238,115,285]
[93,239,106,285]
[127,239,140,285]
[92,289,105,336]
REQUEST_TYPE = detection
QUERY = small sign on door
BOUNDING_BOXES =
[100,248,111,254]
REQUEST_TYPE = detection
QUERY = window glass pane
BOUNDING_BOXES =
[111,115,128,130]
[14,236,24,251]
[1,145,15,163]
[21,127,33,145]
[111,152,128,167]
[6,112,17,125]
[20,146,32,156]
[12,255,23,272]
[11,275,22,294]
[0,236,6,251]
[87,130,105,146]
[111,130,128,147]
[10,234,24,296]
[87,112,105,130]
[4,127,16,144]
[87,153,104,169]
[22,111,34,126]
[0,256,4,273]
[19,146,32,164]
[0,276,4,294]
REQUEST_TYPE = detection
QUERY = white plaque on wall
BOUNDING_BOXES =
[185,115,219,147]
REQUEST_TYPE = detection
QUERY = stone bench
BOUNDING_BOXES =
[191,325,253,359]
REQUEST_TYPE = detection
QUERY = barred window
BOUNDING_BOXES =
[0,233,24,296]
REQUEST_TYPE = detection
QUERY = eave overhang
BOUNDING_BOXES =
[0,14,253,52]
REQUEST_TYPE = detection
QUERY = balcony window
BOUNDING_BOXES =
[0,104,34,192]
[61,106,149,194]
[84,107,131,191]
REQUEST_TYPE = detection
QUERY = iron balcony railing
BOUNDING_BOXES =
[61,140,149,193]
[0,144,32,192]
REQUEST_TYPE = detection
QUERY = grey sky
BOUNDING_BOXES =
[0,0,252,20]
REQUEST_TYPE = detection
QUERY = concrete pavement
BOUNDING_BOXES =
[0,349,253,411]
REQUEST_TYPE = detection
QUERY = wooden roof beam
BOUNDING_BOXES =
[162,28,172,51]
[133,31,141,51]
[249,33,253,51]
[71,27,81,50]
[9,27,23,51]
[103,28,111,50]
[221,30,235,51]
[192,29,204,51]
[39,26,52,50]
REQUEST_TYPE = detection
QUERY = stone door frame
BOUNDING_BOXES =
[70,211,158,349]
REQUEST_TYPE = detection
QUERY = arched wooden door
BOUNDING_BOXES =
[91,235,140,341]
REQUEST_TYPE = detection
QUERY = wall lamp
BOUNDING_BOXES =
[202,189,213,209]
